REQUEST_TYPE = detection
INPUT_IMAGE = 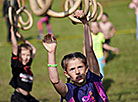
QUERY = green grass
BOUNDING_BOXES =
[0,0,138,101]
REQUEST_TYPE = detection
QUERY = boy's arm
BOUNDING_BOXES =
[103,43,119,54]
[17,0,25,7]
[110,23,116,38]
[74,10,100,76]
[25,40,36,58]
[42,34,68,97]
[11,27,18,56]
[83,21,100,76]
[16,32,36,58]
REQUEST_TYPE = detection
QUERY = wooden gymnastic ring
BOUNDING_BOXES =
[90,0,97,19]
[46,0,82,18]
[96,2,103,20]
[89,2,103,21]
[36,0,46,9]
[89,10,98,21]
[86,0,97,21]
[17,0,25,8]
[18,7,31,26]
[85,0,97,21]
[64,0,90,23]
[8,6,18,26]
[16,7,33,30]
[29,0,53,16]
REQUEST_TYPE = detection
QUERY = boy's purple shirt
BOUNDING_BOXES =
[61,69,109,102]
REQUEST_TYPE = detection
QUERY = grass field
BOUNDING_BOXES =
[0,0,138,102]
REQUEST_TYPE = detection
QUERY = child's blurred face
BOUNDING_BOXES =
[64,58,88,86]
[90,22,100,34]
[20,47,31,65]
[101,14,108,23]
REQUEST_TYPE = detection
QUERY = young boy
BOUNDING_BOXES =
[42,10,109,102]
[99,12,118,63]
[10,26,39,102]
[129,0,138,40]
[87,21,118,78]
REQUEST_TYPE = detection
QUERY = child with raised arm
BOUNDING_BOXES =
[10,26,39,102]
[42,10,109,102]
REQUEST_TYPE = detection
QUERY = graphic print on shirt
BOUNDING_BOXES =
[19,73,33,83]
[82,91,96,102]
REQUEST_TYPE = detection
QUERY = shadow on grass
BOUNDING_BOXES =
[109,91,136,102]
[17,36,33,42]
[25,36,34,40]
[106,52,120,64]
[0,98,49,102]
[103,78,114,92]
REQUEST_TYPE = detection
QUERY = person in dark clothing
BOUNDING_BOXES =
[3,0,19,42]
[10,26,39,102]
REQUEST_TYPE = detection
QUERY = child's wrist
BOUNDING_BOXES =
[48,64,57,68]
[48,51,56,55]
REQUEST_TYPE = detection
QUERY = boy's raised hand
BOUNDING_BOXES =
[42,34,57,53]
[112,48,119,54]
[74,10,84,18]
[74,10,87,24]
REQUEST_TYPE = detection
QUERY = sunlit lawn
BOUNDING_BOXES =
[0,0,138,101]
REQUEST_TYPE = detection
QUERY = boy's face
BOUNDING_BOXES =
[101,15,108,23]
[90,22,99,34]
[20,47,31,65]
[64,58,88,86]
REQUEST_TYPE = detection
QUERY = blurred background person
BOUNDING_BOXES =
[129,0,138,40]
[37,15,53,40]
[99,12,117,63]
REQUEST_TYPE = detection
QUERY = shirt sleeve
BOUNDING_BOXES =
[65,83,72,99]
[11,53,20,68]
[87,69,103,82]
[61,83,74,101]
